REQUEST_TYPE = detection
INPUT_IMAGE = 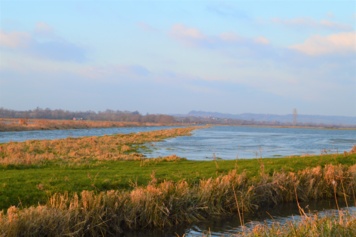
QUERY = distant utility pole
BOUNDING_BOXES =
[293,108,298,126]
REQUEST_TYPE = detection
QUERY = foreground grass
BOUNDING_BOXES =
[0,162,355,236]
[1,154,355,211]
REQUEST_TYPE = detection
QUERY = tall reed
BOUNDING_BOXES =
[235,210,356,237]
[1,164,355,236]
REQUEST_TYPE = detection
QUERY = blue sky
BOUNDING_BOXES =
[0,0,355,116]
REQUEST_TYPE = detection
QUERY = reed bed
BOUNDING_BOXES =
[0,118,172,132]
[235,210,356,237]
[1,164,355,236]
[0,127,200,165]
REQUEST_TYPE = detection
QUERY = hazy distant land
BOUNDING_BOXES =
[181,110,356,126]
[1,108,355,131]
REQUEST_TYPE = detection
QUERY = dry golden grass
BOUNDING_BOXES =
[0,118,175,132]
[0,164,355,236]
[0,126,200,165]
[235,210,356,237]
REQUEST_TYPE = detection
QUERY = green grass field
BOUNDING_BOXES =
[1,153,355,211]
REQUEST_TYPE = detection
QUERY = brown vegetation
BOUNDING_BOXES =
[0,118,178,132]
[0,126,200,165]
[349,145,356,154]
[0,164,355,236]
[236,211,356,237]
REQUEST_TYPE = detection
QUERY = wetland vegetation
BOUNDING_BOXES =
[0,118,176,132]
[0,126,355,236]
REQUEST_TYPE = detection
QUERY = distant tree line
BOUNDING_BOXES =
[1,108,352,128]
[176,115,353,128]
[0,108,175,124]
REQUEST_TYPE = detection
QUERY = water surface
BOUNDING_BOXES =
[144,126,356,159]
[123,200,355,237]
[184,203,355,237]
[0,126,176,143]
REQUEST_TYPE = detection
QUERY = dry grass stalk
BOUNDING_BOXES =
[235,210,356,237]
[1,164,355,235]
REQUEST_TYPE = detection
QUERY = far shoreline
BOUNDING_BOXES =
[1,117,355,132]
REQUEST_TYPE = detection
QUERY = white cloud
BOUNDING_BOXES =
[78,64,151,81]
[34,22,57,39]
[170,23,270,51]
[0,23,87,62]
[272,17,353,31]
[170,24,207,46]
[0,30,31,48]
[34,22,53,34]
[290,32,356,56]
[254,36,269,45]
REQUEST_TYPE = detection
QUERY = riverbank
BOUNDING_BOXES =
[1,160,355,236]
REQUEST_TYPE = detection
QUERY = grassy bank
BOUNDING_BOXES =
[1,154,356,211]
[0,161,355,236]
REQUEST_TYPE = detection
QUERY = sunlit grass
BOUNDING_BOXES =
[0,162,355,235]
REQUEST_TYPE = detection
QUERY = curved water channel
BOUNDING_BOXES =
[183,202,355,237]
[1,125,355,235]
[123,200,355,236]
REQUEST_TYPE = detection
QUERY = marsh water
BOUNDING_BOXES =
[144,126,356,159]
[2,126,355,160]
